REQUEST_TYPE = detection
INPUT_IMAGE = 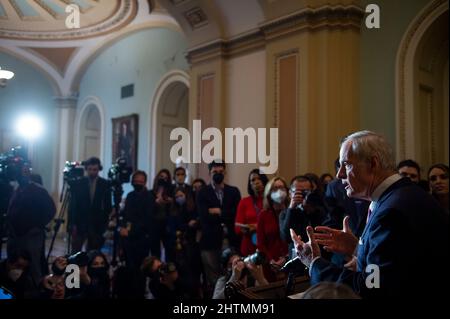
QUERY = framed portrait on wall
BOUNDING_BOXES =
[112,114,138,171]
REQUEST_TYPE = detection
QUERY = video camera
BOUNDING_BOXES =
[63,161,84,185]
[237,250,266,280]
[108,157,132,187]
[67,251,89,267]
[0,146,29,182]
[242,250,266,265]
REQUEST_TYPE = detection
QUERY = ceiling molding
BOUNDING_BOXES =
[0,0,137,40]
[187,4,364,64]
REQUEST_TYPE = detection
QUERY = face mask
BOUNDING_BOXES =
[271,189,287,204]
[212,173,225,184]
[8,269,23,282]
[158,178,170,188]
[9,181,19,191]
[88,267,108,279]
[176,197,186,206]
[132,184,144,192]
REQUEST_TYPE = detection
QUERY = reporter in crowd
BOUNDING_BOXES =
[69,157,112,253]
[120,170,155,272]
[150,169,174,259]
[257,177,289,282]
[235,169,268,256]
[212,247,268,299]
[279,175,331,260]
[196,160,241,297]
[428,163,449,211]
[6,162,56,297]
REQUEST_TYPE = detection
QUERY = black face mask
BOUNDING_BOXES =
[132,184,144,192]
[157,178,170,188]
[212,173,224,184]
[88,267,108,280]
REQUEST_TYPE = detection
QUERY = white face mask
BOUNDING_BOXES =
[9,181,19,191]
[271,189,287,204]
[8,269,24,282]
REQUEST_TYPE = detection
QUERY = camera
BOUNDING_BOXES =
[67,251,89,267]
[0,146,29,182]
[243,250,266,265]
[108,157,132,186]
[63,161,84,185]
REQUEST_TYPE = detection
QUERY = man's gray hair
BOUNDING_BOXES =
[341,131,396,171]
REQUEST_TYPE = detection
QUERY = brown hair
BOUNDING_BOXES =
[263,177,289,210]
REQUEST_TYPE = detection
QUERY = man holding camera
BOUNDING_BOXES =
[213,248,268,299]
[69,157,112,253]
[279,175,331,261]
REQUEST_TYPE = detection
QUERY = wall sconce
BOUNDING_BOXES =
[0,67,15,87]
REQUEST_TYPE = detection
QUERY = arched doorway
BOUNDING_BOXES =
[150,70,190,183]
[75,97,105,163]
[396,0,449,171]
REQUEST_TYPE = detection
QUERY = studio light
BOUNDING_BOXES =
[15,115,44,140]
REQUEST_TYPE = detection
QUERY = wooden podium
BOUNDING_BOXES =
[224,276,310,299]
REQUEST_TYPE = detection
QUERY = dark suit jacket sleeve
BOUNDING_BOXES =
[40,187,56,226]
[196,188,221,224]
[102,179,112,215]
[278,209,291,242]
[310,207,400,298]
[221,186,241,225]
[279,208,304,243]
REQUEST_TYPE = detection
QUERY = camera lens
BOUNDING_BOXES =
[243,251,266,265]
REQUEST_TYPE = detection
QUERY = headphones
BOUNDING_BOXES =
[83,157,103,171]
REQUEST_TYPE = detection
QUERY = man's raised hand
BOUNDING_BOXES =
[314,216,358,257]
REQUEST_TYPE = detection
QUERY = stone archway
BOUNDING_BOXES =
[75,96,105,164]
[149,70,190,183]
[396,0,449,170]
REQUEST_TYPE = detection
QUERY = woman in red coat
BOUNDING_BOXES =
[257,177,289,282]
[235,169,268,256]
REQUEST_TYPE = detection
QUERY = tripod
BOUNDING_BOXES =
[46,180,72,263]
[110,183,124,267]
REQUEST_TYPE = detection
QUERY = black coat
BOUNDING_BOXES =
[69,177,112,234]
[7,182,56,237]
[122,189,156,240]
[196,184,241,250]
[310,178,449,298]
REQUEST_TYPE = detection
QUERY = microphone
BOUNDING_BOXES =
[280,257,306,273]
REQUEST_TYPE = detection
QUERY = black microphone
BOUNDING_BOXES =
[280,257,306,273]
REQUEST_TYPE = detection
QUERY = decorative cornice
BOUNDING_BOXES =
[260,4,364,39]
[187,4,364,65]
[0,0,137,41]
[53,92,79,109]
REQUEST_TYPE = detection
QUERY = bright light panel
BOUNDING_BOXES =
[15,115,44,140]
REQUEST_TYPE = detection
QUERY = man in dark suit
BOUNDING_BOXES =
[291,131,449,298]
[7,164,56,296]
[196,160,241,297]
[69,157,112,253]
